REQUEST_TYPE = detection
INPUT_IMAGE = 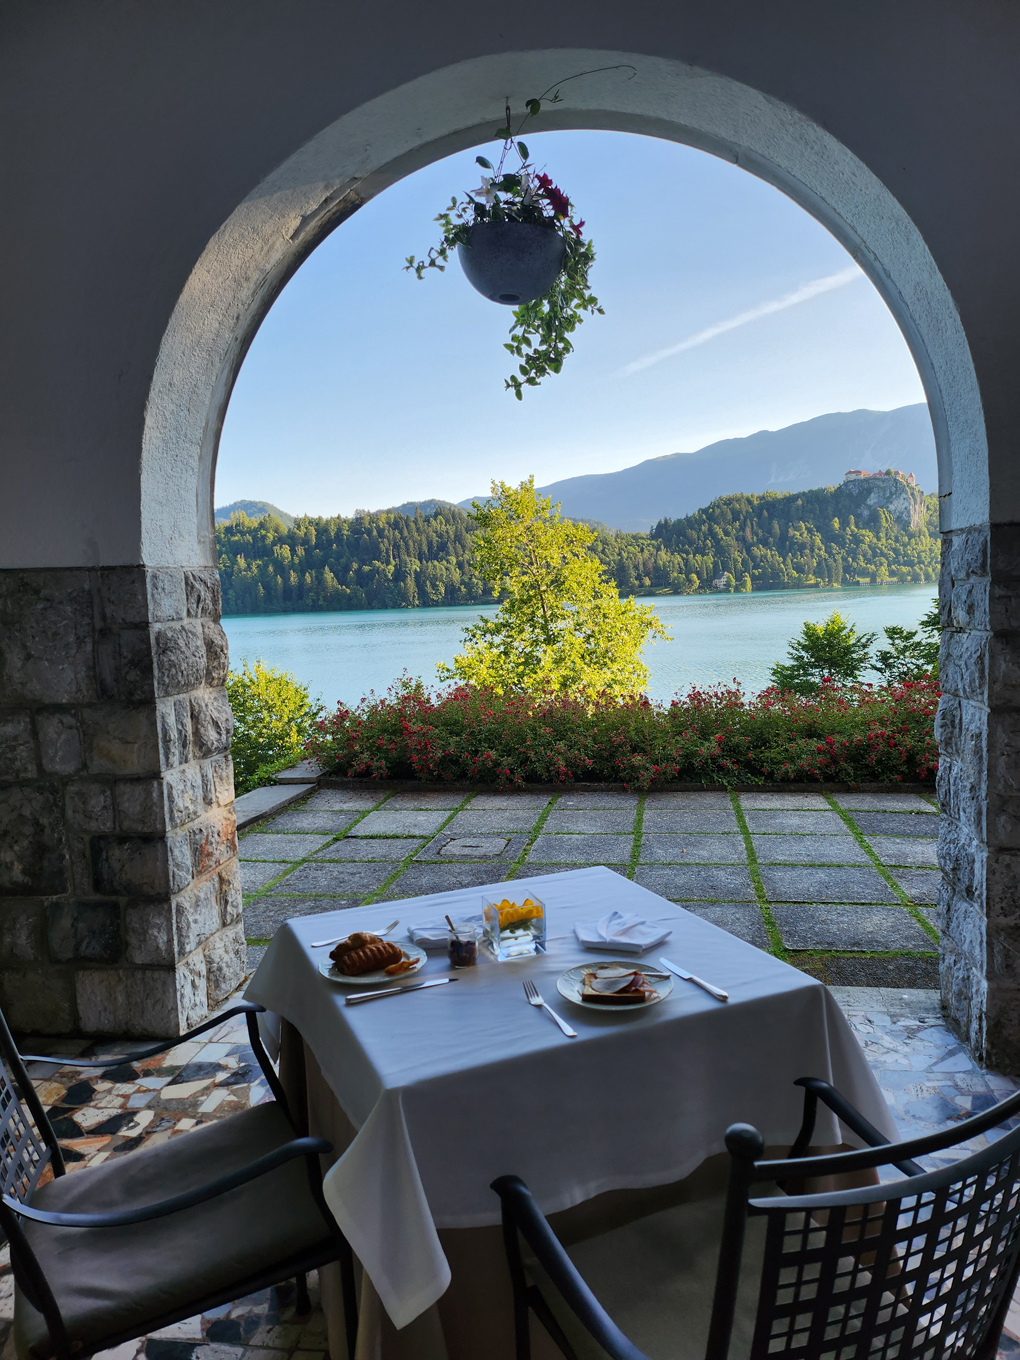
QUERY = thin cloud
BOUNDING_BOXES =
[618,266,863,377]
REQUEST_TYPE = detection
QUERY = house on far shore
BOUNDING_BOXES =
[711,572,735,590]
[844,469,917,484]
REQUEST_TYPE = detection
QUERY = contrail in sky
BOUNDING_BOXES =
[618,265,863,377]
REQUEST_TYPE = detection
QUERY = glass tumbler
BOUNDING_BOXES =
[448,923,480,968]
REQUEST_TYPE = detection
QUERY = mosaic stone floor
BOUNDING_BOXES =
[5,984,1020,1360]
[241,787,941,988]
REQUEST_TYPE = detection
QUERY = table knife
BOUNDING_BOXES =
[344,977,458,1006]
[658,957,729,1002]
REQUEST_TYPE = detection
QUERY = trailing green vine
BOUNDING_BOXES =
[405,73,629,398]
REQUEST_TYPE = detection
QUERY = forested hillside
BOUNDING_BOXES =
[217,482,938,616]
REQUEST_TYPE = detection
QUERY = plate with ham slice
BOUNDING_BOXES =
[556,961,673,1011]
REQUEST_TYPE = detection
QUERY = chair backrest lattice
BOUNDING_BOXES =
[0,1067,50,1205]
[749,1136,1020,1360]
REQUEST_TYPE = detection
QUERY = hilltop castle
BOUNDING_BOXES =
[845,469,917,485]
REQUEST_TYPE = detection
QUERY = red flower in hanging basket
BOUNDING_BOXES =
[536,173,571,219]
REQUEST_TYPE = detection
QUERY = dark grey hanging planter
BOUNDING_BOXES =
[458,221,567,305]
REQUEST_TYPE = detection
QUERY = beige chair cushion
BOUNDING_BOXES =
[13,1103,336,1359]
[525,1191,768,1360]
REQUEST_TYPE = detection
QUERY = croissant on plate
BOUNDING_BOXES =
[329,932,380,964]
[336,940,404,976]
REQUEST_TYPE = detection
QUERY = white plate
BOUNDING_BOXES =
[557,961,674,1011]
[319,943,427,986]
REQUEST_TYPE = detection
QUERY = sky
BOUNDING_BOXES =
[215,130,927,517]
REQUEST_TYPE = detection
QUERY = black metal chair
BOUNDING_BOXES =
[0,1000,359,1360]
[493,1076,1020,1360]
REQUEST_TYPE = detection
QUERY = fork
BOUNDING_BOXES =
[523,980,577,1038]
[312,919,400,949]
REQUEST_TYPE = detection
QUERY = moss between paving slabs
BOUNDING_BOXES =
[238,785,940,986]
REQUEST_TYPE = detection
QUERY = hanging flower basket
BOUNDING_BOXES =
[405,77,619,398]
[458,221,567,305]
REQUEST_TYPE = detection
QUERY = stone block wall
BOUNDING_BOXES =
[938,525,1020,1067]
[0,567,243,1036]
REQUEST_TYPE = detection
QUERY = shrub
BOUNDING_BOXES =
[305,675,939,790]
[226,660,321,794]
[770,611,876,695]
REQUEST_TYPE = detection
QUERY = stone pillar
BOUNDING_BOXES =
[938,525,1020,1069]
[0,567,244,1036]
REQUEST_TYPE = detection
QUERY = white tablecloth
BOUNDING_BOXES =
[246,866,894,1330]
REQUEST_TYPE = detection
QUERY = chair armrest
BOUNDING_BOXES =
[793,1077,923,1176]
[19,1002,267,1069]
[4,1135,332,1228]
[492,1176,650,1360]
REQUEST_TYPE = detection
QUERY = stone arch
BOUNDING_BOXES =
[140,47,985,572]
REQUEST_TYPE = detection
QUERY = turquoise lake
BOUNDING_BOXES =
[221,583,936,709]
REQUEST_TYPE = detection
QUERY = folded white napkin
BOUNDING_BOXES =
[408,913,484,950]
[574,911,672,954]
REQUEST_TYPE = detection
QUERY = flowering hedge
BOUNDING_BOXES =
[305,677,940,791]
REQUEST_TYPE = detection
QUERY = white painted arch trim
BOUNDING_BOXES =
[141,47,986,568]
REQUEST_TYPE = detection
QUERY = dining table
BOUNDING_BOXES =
[245,865,897,1360]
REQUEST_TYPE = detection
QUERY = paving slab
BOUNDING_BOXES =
[867,836,939,867]
[641,808,738,833]
[383,791,466,809]
[379,863,514,900]
[526,834,632,864]
[544,808,636,834]
[243,896,360,941]
[273,759,323,783]
[920,907,940,931]
[443,808,539,835]
[847,811,938,838]
[890,869,942,904]
[759,865,898,903]
[349,809,451,837]
[466,793,552,810]
[808,956,940,988]
[635,864,757,901]
[247,943,268,972]
[521,864,627,883]
[304,789,387,810]
[273,861,395,896]
[555,791,640,808]
[680,904,771,950]
[833,793,937,813]
[233,782,317,830]
[237,833,334,861]
[751,834,871,865]
[742,810,849,835]
[240,861,292,893]
[739,792,830,810]
[638,834,746,864]
[263,810,359,834]
[643,792,732,808]
[771,904,935,951]
[415,833,525,863]
[312,838,424,862]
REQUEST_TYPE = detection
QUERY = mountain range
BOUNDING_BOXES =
[214,405,936,536]
[458,404,936,532]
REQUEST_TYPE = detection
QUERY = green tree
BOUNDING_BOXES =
[438,477,669,697]
[770,611,877,695]
[872,599,940,682]
[225,660,321,793]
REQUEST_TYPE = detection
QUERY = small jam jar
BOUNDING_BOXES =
[448,923,479,968]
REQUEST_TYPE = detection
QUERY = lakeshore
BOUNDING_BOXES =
[222,581,935,707]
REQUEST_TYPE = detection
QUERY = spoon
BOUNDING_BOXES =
[311,919,400,948]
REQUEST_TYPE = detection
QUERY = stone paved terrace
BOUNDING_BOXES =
[240,787,941,988]
[5,987,1020,1360]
